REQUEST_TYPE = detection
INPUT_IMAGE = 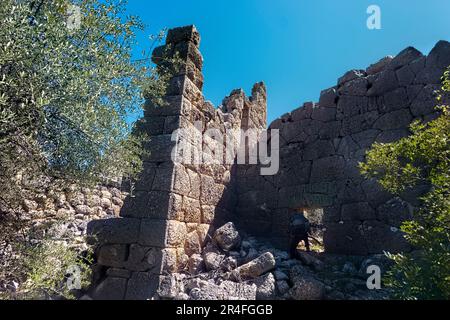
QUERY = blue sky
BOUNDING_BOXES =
[126,0,450,123]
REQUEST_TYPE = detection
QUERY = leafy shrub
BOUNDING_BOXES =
[360,68,450,300]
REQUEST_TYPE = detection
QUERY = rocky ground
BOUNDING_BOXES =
[155,222,393,300]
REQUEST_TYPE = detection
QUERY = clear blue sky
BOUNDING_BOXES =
[126,0,450,123]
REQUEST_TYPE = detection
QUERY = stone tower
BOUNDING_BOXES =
[88,25,267,300]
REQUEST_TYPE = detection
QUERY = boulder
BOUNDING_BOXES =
[213,222,241,251]
[297,252,325,271]
[252,273,276,300]
[230,252,276,280]
[277,280,290,296]
[158,274,184,299]
[290,276,325,300]
[188,254,204,274]
[203,251,225,271]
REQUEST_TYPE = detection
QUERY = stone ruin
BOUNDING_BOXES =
[87,25,450,300]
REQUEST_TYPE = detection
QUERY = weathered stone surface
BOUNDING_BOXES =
[166,220,188,247]
[311,107,336,122]
[310,156,345,183]
[188,254,204,274]
[158,274,185,299]
[341,202,376,221]
[377,197,413,227]
[139,219,167,247]
[184,231,202,256]
[213,222,241,251]
[87,218,140,245]
[203,251,225,271]
[290,277,325,300]
[338,70,366,86]
[387,47,423,71]
[92,277,127,300]
[230,252,276,280]
[125,272,159,300]
[366,56,393,75]
[98,244,128,268]
[373,109,412,130]
[253,273,276,300]
[319,87,338,107]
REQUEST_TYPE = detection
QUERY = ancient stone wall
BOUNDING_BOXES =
[87,25,450,299]
[235,40,450,255]
[87,25,267,300]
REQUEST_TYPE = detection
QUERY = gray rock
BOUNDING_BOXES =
[158,274,184,299]
[297,252,325,271]
[338,70,366,86]
[252,273,276,300]
[342,262,358,274]
[188,254,204,274]
[213,222,241,251]
[203,251,225,271]
[230,252,276,280]
[290,277,325,300]
[274,270,289,281]
[277,280,290,296]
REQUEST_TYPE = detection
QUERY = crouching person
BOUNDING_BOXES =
[289,210,311,258]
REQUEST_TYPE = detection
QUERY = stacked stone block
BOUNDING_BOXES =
[88,25,267,299]
[235,40,450,255]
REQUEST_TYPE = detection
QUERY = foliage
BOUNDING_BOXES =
[0,0,177,299]
[360,68,450,300]
[1,239,93,300]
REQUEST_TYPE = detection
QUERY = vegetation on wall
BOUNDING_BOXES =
[360,68,450,299]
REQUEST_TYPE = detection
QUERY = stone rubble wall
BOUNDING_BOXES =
[235,40,450,255]
[19,184,125,245]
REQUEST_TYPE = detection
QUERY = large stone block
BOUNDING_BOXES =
[125,272,159,300]
[87,218,140,245]
[92,277,128,300]
[143,95,191,117]
[166,25,201,47]
[125,244,163,272]
[200,175,225,206]
[311,106,336,122]
[318,87,338,107]
[373,109,412,131]
[310,156,346,183]
[338,69,366,86]
[98,244,128,268]
[367,70,399,96]
[143,135,176,162]
[377,197,413,227]
[387,47,423,71]
[409,84,440,117]
[341,111,379,135]
[166,220,187,247]
[182,197,201,223]
[324,221,368,255]
[121,191,171,219]
[381,87,409,113]
[139,219,168,247]
[341,202,376,221]
[303,140,335,161]
[338,77,368,96]
[363,220,411,254]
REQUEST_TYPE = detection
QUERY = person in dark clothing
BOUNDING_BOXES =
[289,210,311,258]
